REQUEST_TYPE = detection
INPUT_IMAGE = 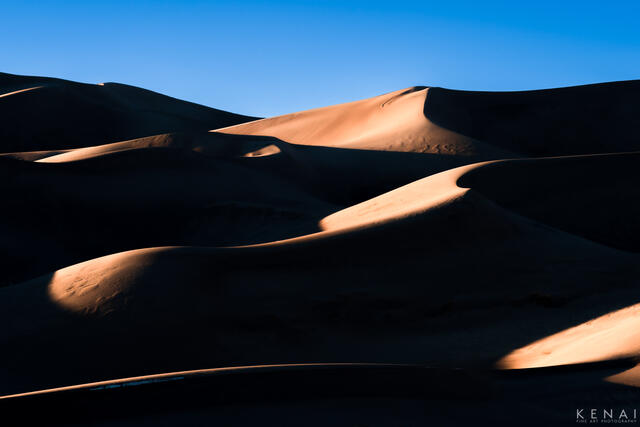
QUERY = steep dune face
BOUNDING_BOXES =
[458,152,640,252]
[0,73,257,152]
[424,81,640,156]
[1,74,640,420]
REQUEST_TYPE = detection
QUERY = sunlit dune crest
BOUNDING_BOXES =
[319,163,480,231]
[241,143,281,157]
[0,363,390,400]
[0,85,44,98]
[46,250,152,314]
[38,132,285,163]
[606,364,640,387]
[498,302,640,369]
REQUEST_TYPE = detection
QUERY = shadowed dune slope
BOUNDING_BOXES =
[0,72,257,152]
[458,152,640,252]
[2,153,639,394]
[0,147,336,286]
[0,131,488,287]
[425,81,640,156]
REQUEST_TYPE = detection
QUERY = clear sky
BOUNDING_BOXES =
[2,1,639,117]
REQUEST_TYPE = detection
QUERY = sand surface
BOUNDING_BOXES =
[1,72,640,425]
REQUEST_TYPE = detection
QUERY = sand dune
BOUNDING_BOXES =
[0,72,257,152]
[2,74,640,424]
[3,362,636,426]
[218,86,515,158]
[424,81,640,156]
[2,153,638,396]
[499,301,640,369]
[218,81,640,157]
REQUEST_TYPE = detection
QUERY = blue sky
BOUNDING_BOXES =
[2,1,639,117]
